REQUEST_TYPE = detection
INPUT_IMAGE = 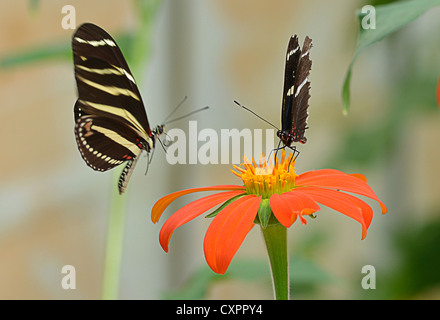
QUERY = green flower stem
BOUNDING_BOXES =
[101,183,127,300]
[100,0,162,299]
[260,222,289,300]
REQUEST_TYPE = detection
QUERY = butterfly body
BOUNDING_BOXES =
[277,35,312,148]
[72,23,163,194]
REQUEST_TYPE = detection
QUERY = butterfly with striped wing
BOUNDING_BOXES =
[72,23,164,194]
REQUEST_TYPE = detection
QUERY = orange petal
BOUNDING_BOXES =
[270,194,296,227]
[296,170,387,214]
[282,192,321,224]
[151,185,245,223]
[296,187,371,239]
[159,190,245,252]
[350,173,367,182]
[204,195,261,274]
[296,169,345,181]
[270,192,320,227]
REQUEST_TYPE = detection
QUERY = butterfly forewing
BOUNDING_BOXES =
[281,35,301,134]
[72,23,152,139]
[279,35,312,146]
[72,23,158,194]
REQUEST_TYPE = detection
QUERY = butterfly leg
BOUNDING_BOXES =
[273,143,300,171]
[267,139,283,163]
[286,146,299,170]
[144,148,155,176]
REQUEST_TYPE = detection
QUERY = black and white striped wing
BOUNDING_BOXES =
[75,115,143,172]
[75,114,145,194]
[72,23,153,139]
[72,23,154,194]
[280,35,312,146]
[281,35,300,140]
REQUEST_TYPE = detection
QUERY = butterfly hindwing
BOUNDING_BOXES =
[118,157,140,195]
[75,115,143,172]
[291,36,312,143]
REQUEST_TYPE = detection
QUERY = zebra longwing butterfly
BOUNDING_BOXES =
[277,35,312,148]
[72,23,164,194]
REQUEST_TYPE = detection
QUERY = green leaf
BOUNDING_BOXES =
[28,0,40,13]
[162,259,270,300]
[342,0,440,114]
[161,255,335,300]
[0,42,71,68]
[289,255,335,286]
[204,194,246,218]
[0,34,135,70]
[162,267,222,300]
[227,258,270,281]
[130,0,163,71]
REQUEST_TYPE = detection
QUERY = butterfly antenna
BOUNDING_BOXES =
[234,100,279,130]
[162,96,188,124]
[164,106,210,125]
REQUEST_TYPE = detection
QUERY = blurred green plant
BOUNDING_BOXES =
[162,255,335,300]
[331,63,438,168]
[163,232,335,299]
[0,0,162,300]
[28,0,40,14]
[331,0,440,169]
[384,216,440,299]
[0,42,69,68]
[369,0,401,6]
[359,215,440,299]
[101,0,162,301]
[0,30,135,70]
[1,0,161,71]
[343,0,440,114]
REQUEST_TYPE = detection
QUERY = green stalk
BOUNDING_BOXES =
[100,0,162,300]
[260,222,289,300]
[101,183,127,300]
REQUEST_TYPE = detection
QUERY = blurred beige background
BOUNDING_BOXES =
[0,0,439,299]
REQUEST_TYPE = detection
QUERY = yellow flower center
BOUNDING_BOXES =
[231,149,298,198]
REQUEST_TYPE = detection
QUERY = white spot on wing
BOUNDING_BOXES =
[286,46,299,61]
[295,78,309,97]
[74,37,116,47]
[76,65,136,84]
[301,49,310,58]
[76,74,140,101]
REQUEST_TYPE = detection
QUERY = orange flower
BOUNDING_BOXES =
[151,151,387,274]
